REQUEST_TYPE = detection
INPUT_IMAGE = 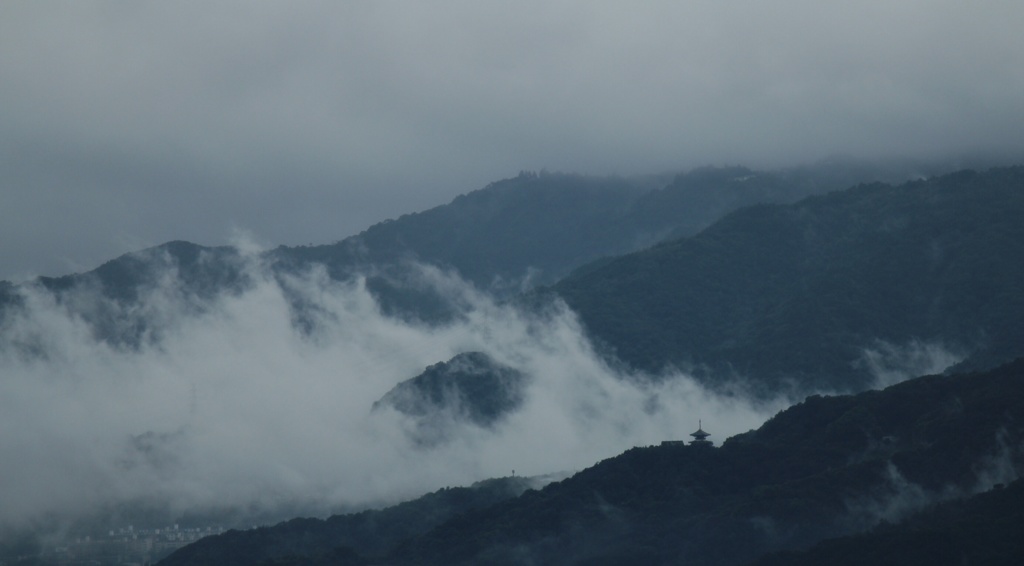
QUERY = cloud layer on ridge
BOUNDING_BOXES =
[0,257,786,532]
[2,2,1024,279]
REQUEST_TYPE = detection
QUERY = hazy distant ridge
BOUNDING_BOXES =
[1,160,942,347]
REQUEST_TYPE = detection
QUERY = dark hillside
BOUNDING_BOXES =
[554,167,1024,393]
[268,172,656,293]
[161,359,1024,565]
[373,352,530,441]
[269,163,897,294]
[387,359,1024,565]
[1,162,931,337]
[36,240,250,302]
[752,478,1024,566]
[157,477,536,566]
[27,241,252,347]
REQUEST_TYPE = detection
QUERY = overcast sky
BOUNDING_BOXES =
[3,2,1023,281]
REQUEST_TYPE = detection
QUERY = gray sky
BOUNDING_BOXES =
[3,1,1023,280]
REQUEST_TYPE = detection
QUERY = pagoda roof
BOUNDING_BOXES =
[690,420,710,440]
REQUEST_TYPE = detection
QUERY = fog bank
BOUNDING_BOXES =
[0,257,786,532]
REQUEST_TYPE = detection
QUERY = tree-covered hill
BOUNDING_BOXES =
[752,478,1024,566]
[156,476,537,566]
[553,166,1024,393]
[373,351,529,442]
[0,160,943,343]
[268,163,884,294]
[383,358,1024,565]
[159,358,1024,566]
[27,241,254,347]
[269,172,657,293]
[35,240,250,303]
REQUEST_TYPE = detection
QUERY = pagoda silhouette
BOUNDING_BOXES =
[660,420,713,447]
[689,420,712,446]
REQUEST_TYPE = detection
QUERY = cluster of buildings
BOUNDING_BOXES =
[41,524,225,566]
[31,423,715,565]
[661,421,713,447]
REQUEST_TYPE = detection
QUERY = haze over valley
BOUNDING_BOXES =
[3,3,1024,565]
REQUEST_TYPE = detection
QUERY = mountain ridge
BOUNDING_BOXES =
[552,166,1024,394]
[159,357,1024,565]
[3,160,1021,564]
[1,162,890,349]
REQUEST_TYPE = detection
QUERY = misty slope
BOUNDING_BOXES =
[373,352,529,439]
[0,161,937,344]
[157,476,536,566]
[36,240,249,301]
[389,359,1024,565]
[267,166,858,293]
[752,478,1024,566]
[553,166,1024,393]
[22,241,254,347]
[160,358,1024,566]
[270,172,654,290]
[629,159,923,242]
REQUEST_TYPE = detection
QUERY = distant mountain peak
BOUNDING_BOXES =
[373,351,530,443]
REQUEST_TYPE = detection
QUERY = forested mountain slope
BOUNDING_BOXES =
[1,163,889,344]
[752,478,1024,566]
[384,359,1024,565]
[372,352,530,441]
[553,167,1024,393]
[268,163,890,293]
[157,477,537,566]
[160,358,1024,565]
[0,161,968,321]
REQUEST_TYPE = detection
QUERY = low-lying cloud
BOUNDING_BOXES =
[841,430,1023,532]
[0,254,786,535]
[4,3,1024,280]
[860,339,965,388]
